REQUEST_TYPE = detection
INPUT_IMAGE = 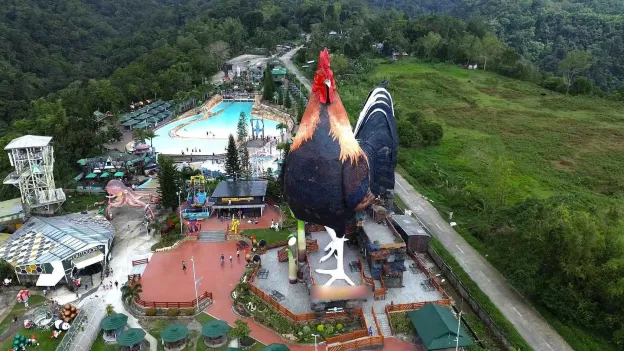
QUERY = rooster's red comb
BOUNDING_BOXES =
[318,48,331,71]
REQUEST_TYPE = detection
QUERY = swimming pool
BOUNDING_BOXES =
[151,102,280,155]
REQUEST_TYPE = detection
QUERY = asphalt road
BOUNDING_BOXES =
[281,46,573,351]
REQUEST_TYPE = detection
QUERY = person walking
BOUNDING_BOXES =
[220,254,224,266]
[229,254,233,264]
[236,249,240,259]
[114,280,118,289]
[182,260,187,271]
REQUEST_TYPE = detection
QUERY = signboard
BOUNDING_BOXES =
[220,197,254,202]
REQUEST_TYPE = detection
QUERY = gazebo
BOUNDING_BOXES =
[202,320,230,348]
[100,313,128,342]
[117,328,146,351]
[263,344,290,351]
[161,324,189,351]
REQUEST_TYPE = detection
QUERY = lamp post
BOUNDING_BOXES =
[311,334,319,351]
[177,191,183,235]
[455,310,462,351]
[190,256,200,313]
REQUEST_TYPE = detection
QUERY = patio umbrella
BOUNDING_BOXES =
[100,313,128,331]
[263,344,290,351]
[117,328,146,346]
[161,323,189,343]
[201,320,230,338]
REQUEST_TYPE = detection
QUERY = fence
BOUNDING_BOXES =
[134,291,212,308]
[384,299,452,336]
[132,258,149,266]
[356,259,387,300]
[326,336,385,351]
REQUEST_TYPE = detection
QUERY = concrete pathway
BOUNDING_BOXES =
[394,173,572,351]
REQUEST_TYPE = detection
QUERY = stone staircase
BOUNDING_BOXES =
[375,311,393,336]
[198,231,226,243]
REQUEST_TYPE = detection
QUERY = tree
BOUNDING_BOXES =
[559,51,592,94]
[143,129,158,148]
[277,89,284,105]
[262,66,276,101]
[157,156,181,211]
[477,33,503,70]
[420,121,444,145]
[240,147,251,179]
[105,304,114,316]
[397,120,422,147]
[228,319,252,346]
[133,128,146,143]
[225,134,241,178]
[284,92,292,109]
[236,112,249,143]
[121,283,143,303]
[297,97,305,123]
[420,32,442,59]
[276,122,288,142]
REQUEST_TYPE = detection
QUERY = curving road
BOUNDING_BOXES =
[282,46,572,351]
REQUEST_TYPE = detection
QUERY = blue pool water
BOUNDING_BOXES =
[152,102,279,155]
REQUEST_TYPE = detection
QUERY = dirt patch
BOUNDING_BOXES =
[552,158,576,170]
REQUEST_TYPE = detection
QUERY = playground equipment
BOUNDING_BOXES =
[17,290,29,304]
[182,175,211,220]
[250,117,265,140]
[104,180,155,224]
[32,307,54,329]
[10,333,38,350]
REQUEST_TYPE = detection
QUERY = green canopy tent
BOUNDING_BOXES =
[161,323,189,350]
[262,344,290,351]
[118,114,133,122]
[117,328,146,348]
[85,173,97,179]
[114,171,124,178]
[99,172,110,179]
[407,303,474,350]
[122,119,140,128]
[101,313,128,341]
[202,320,230,348]
[134,121,150,129]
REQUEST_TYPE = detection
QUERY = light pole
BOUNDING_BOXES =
[190,257,200,313]
[455,310,462,351]
[177,191,183,235]
[311,334,319,351]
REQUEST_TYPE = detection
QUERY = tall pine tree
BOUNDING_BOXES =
[297,97,305,122]
[157,155,181,211]
[262,66,275,101]
[225,134,241,178]
[236,112,251,179]
[284,92,292,108]
[278,89,284,105]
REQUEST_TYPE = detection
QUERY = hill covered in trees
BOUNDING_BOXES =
[367,0,624,92]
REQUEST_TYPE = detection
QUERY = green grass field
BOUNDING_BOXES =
[340,59,624,351]
[241,228,292,245]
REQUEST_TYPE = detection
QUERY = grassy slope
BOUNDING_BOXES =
[339,59,624,351]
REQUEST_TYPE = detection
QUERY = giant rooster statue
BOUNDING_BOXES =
[283,49,398,286]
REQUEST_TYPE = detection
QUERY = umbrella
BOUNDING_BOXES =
[100,313,128,331]
[117,328,146,346]
[161,323,189,343]
[201,320,230,338]
[263,344,290,351]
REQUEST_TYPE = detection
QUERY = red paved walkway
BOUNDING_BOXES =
[141,240,419,350]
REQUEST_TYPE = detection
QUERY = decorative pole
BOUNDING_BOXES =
[287,234,298,284]
[296,219,306,280]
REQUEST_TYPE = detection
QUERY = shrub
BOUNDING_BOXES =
[303,325,311,334]
[184,308,195,316]
[336,323,343,331]
[317,324,324,333]
[145,308,157,316]
[325,325,335,335]
[167,308,181,317]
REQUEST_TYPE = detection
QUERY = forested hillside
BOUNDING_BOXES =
[367,0,624,92]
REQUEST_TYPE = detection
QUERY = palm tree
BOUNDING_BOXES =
[121,283,143,303]
[132,128,146,143]
[276,123,288,142]
[143,129,158,148]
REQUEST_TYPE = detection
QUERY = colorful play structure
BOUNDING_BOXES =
[104,180,155,224]
[182,175,211,220]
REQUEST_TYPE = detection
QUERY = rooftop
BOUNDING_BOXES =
[211,180,268,198]
[391,214,429,237]
[4,135,52,150]
[362,212,404,247]
[0,214,115,266]
[0,198,24,220]
[407,303,474,350]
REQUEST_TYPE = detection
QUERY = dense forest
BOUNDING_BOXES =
[367,0,624,92]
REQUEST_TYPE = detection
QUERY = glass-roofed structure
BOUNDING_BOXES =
[0,214,115,287]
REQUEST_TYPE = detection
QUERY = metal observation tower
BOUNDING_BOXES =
[3,135,66,216]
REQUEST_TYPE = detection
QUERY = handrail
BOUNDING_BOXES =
[371,306,384,340]
[134,291,212,308]
[132,258,148,266]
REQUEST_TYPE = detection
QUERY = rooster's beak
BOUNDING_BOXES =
[324,79,331,88]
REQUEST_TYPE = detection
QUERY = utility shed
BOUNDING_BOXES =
[407,303,474,351]
[391,214,430,253]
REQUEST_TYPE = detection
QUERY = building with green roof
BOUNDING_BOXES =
[407,303,474,350]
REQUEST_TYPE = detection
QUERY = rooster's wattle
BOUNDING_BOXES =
[283,49,398,286]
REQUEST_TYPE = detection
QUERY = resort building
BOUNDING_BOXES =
[75,152,157,192]
[0,213,115,287]
[209,180,268,218]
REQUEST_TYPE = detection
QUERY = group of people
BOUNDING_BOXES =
[102,280,119,290]
[219,251,240,266]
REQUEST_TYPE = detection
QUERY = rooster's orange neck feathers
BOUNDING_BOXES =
[290,49,364,165]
